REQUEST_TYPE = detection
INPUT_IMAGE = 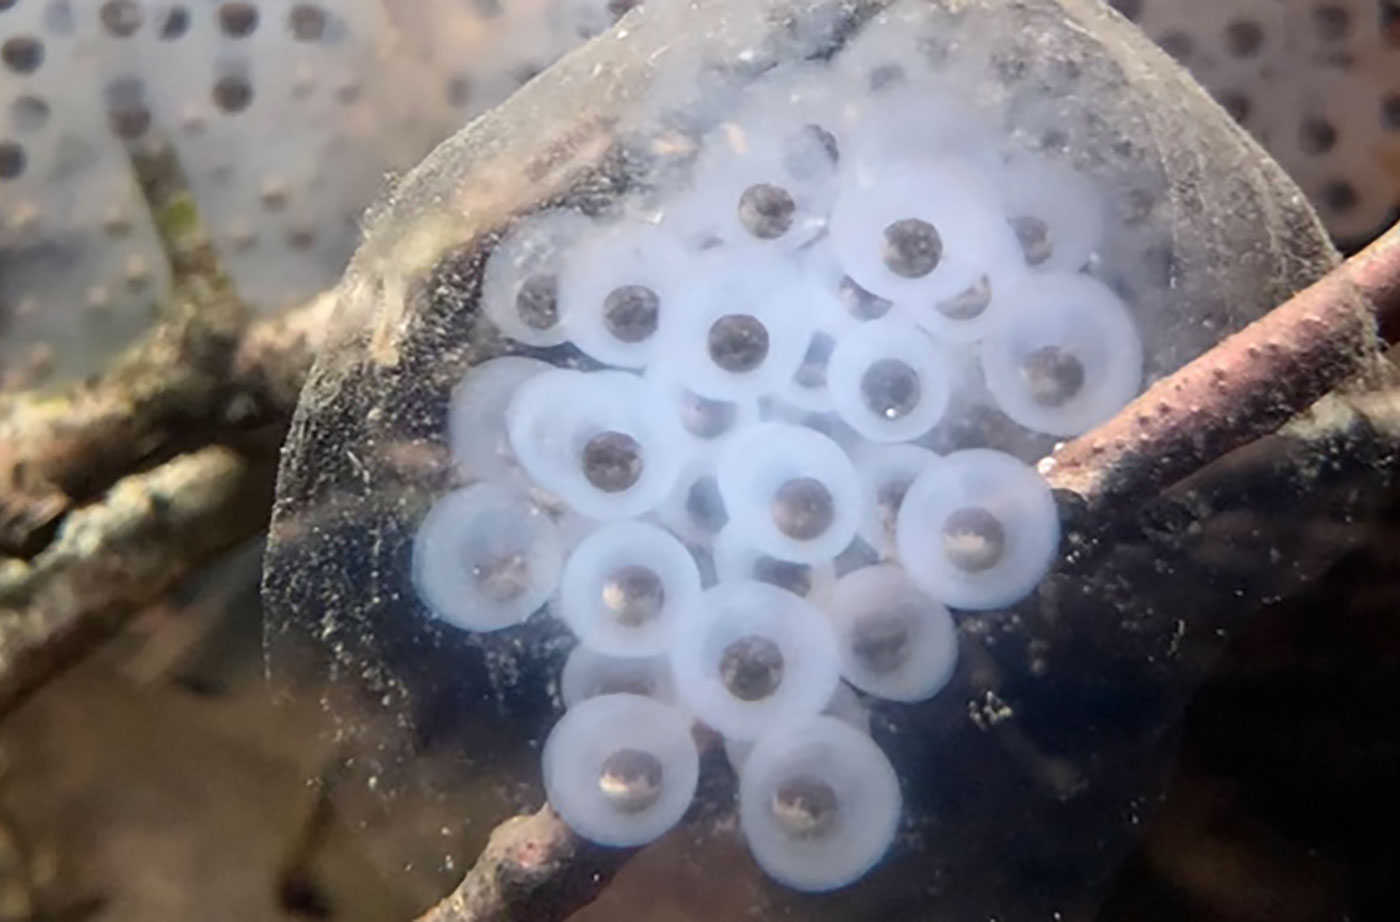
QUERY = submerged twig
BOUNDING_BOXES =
[413,806,631,922]
[1046,222,1399,509]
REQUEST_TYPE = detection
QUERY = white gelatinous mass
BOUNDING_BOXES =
[738,716,902,892]
[412,483,563,631]
[543,693,699,847]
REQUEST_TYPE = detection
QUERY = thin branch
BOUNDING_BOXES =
[1045,222,1400,509]
[412,806,631,922]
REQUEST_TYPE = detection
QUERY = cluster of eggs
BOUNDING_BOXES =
[410,42,1147,892]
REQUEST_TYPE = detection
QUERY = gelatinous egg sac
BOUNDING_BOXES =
[408,27,1154,892]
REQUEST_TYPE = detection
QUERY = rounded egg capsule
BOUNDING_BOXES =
[895,449,1059,610]
[980,273,1143,437]
[738,716,901,892]
[825,564,958,702]
[506,369,686,520]
[558,522,703,657]
[543,693,700,847]
[670,580,841,741]
[412,483,564,632]
[828,159,1022,309]
[560,645,678,709]
[999,156,1106,273]
[669,66,844,253]
[481,209,593,347]
[825,317,954,443]
[852,443,941,559]
[646,367,760,458]
[712,526,837,606]
[557,221,689,369]
[715,423,862,564]
[447,356,553,485]
[663,254,818,401]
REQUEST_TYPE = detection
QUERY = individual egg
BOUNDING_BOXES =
[852,443,941,559]
[543,693,700,847]
[998,156,1105,273]
[712,526,837,605]
[447,356,554,484]
[481,209,593,347]
[828,159,1022,308]
[662,253,818,401]
[825,564,958,702]
[646,366,761,458]
[506,369,686,520]
[980,273,1143,437]
[560,645,678,709]
[715,423,861,564]
[724,681,870,772]
[895,449,1059,610]
[670,580,841,740]
[558,522,703,657]
[825,317,954,443]
[412,483,563,632]
[558,221,689,368]
[738,716,901,892]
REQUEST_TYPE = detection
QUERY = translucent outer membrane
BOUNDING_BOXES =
[738,716,902,892]
[411,483,563,631]
[895,449,1059,610]
[448,356,554,485]
[724,680,871,772]
[560,646,678,709]
[829,159,1023,308]
[825,316,955,442]
[716,423,861,563]
[712,527,837,607]
[670,580,841,740]
[981,273,1144,437]
[853,443,941,560]
[482,210,594,348]
[506,368,687,520]
[543,693,699,847]
[825,564,959,702]
[557,522,703,656]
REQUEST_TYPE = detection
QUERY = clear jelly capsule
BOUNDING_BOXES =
[412,483,563,632]
[825,317,954,443]
[557,522,703,657]
[981,272,1143,437]
[999,156,1106,273]
[828,159,1022,308]
[712,526,837,606]
[852,443,941,560]
[482,209,593,348]
[738,716,901,892]
[447,356,554,485]
[895,448,1059,610]
[670,580,841,741]
[716,423,862,564]
[663,253,818,401]
[543,693,699,847]
[825,564,959,702]
[558,220,689,369]
[506,369,686,520]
